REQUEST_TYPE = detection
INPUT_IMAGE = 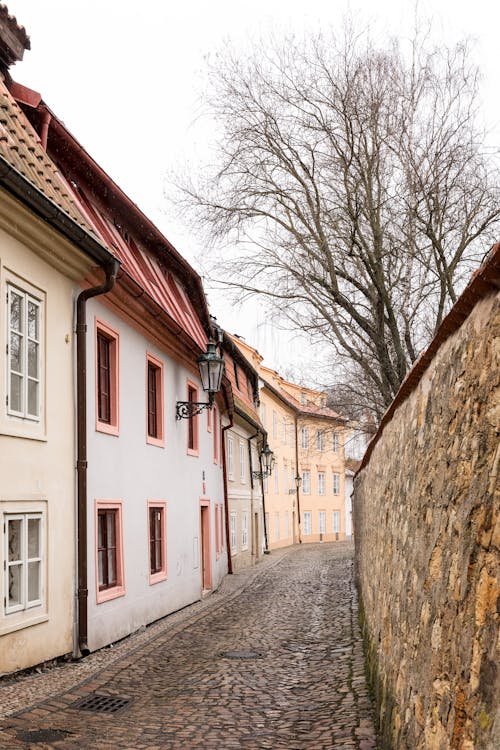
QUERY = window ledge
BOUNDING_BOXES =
[0,611,48,636]
[96,585,125,604]
[96,421,120,437]
[149,571,167,585]
[146,436,165,448]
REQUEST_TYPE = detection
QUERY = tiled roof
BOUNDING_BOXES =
[357,243,500,475]
[0,79,107,244]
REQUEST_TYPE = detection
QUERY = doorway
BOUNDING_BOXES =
[200,501,211,591]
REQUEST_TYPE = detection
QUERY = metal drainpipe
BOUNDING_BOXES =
[247,430,265,558]
[259,453,270,553]
[221,416,234,575]
[39,108,51,150]
[294,414,302,544]
[76,260,120,656]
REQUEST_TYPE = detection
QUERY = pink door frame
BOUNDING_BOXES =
[199,499,212,590]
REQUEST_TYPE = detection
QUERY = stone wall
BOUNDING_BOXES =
[353,291,499,749]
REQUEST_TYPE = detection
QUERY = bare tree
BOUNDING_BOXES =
[174,23,500,421]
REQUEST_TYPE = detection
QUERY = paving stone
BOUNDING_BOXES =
[0,543,379,749]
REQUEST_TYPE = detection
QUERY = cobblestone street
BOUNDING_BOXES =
[0,543,379,749]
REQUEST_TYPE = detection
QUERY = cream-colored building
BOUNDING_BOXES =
[0,25,116,674]
[232,339,349,549]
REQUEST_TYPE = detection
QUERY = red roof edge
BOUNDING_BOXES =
[356,243,500,476]
[12,83,213,336]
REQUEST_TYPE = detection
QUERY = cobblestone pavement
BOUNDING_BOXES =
[0,543,379,749]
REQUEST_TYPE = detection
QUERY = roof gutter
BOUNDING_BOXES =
[76,259,120,656]
[0,154,113,267]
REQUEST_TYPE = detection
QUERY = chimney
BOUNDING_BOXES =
[0,3,30,76]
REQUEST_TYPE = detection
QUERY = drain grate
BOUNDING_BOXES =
[16,729,71,743]
[220,649,262,660]
[72,693,131,714]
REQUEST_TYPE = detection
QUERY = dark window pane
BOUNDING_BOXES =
[147,363,158,437]
[97,333,111,423]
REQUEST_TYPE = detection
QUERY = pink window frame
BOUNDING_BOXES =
[219,503,225,549]
[186,379,199,456]
[206,404,212,432]
[147,500,167,584]
[213,405,218,464]
[146,352,165,447]
[95,318,120,436]
[95,499,125,604]
[215,504,220,559]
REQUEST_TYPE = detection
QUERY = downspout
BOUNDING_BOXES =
[259,453,270,553]
[295,414,302,544]
[76,259,120,656]
[247,430,268,557]
[222,415,234,575]
[39,108,51,150]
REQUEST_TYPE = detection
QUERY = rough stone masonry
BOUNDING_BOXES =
[354,276,499,749]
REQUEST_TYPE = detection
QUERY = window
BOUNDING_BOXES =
[7,284,42,420]
[273,410,278,439]
[260,402,266,425]
[242,511,248,549]
[146,354,164,446]
[187,382,199,455]
[213,406,218,463]
[302,470,310,494]
[333,510,341,533]
[148,502,167,584]
[282,418,287,443]
[301,427,309,449]
[316,430,325,452]
[283,466,288,493]
[219,503,224,549]
[289,424,295,446]
[240,442,246,482]
[207,403,212,432]
[95,501,124,603]
[318,472,326,495]
[4,513,43,614]
[319,511,326,534]
[274,468,279,494]
[332,432,339,453]
[95,319,119,435]
[333,473,340,495]
[227,436,234,478]
[263,474,268,493]
[215,505,220,558]
[275,512,280,540]
[284,511,289,539]
[303,511,311,535]
[230,512,237,552]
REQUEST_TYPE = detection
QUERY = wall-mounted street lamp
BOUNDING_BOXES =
[252,442,275,479]
[176,340,225,420]
[295,474,302,492]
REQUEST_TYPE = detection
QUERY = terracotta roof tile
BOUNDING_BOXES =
[0,80,107,245]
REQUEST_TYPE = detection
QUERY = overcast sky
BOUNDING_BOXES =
[5,0,500,381]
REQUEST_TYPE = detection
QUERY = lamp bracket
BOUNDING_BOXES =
[176,396,214,420]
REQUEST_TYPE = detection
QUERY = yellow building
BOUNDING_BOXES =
[231,338,348,549]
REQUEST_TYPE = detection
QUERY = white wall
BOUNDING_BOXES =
[86,298,227,651]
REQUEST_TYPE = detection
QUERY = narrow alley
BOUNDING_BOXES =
[0,543,378,750]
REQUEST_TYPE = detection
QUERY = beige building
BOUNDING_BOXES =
[232,338,348,550]
[0,17,116,675]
